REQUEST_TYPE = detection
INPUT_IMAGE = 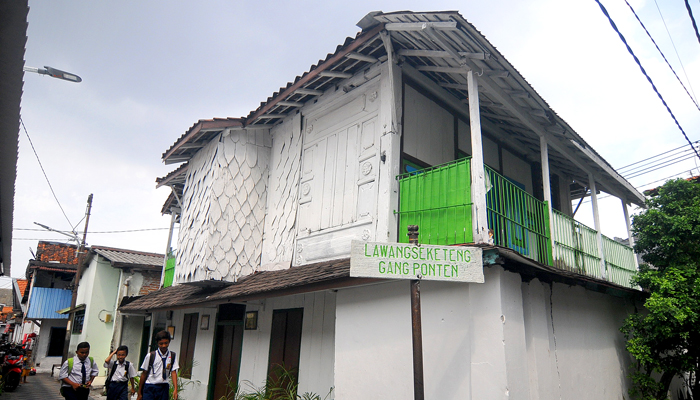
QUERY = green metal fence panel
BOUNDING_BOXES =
[602,235,637,288]
[551,210,602,278]
[397,158,473,245]
[163,255,175,288]
[484,166,552,265]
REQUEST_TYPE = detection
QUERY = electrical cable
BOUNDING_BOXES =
[685,0,700,46]
[624,153,697,179]
[594,0,700,162]
[20,117,76,232]
[624,0,700,110]
[13,227,171,233]
[618,145,697,175]
[654,0,699,105]
[620,146,698,174]
[617,140,699,170]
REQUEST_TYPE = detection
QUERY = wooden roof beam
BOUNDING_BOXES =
[294,88,324,96]
[277,101,304,108]
[319,70,353,79]
[346,52,378,63]
[398,49,491,60]
[385,21,457,31]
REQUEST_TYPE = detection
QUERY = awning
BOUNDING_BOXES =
[25,287,72,320]
[56,303,85,315]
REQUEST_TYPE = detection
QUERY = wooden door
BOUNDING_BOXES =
[267,308,304,388]
[210,304,245,400]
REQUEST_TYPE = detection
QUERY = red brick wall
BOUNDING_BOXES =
[36,242,79,264]
[139,272,162,295]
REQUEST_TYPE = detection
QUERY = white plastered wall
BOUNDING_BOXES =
[334,266,635,400]
[34,319,67,372]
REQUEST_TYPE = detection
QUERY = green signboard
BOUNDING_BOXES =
[350,240,484,283]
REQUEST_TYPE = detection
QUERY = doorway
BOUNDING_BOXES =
[210,304,245,400]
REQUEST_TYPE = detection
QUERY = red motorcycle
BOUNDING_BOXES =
[0,344,23,391]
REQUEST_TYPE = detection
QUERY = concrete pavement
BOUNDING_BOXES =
[1,373,106,400]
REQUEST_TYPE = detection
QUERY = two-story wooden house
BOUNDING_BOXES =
[123,11,644,400]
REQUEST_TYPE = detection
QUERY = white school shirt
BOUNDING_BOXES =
[104,359,138,382]
[58,356,99,387]
[140,350,179,384]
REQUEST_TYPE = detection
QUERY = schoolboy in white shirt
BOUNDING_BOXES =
[137,330,179,400]
[104,345,138,400]
[58,342,100,400]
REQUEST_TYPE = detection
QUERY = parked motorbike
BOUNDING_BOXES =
[0,343,24,391]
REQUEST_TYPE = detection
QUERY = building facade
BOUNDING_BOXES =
[124,11,645,400]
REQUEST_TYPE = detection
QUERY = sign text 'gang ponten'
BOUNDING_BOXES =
[350,240,484,283]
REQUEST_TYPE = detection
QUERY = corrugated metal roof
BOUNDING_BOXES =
[92,246,164,268]
[26,287,71,320]
[158,10,644,206]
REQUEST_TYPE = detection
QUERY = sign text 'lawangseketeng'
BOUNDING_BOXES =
[349,240,484,283]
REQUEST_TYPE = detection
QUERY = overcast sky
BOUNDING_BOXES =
[8,0,699,282]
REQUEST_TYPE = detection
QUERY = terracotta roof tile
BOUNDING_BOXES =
[36,241,79,265]
[15,279,27,297]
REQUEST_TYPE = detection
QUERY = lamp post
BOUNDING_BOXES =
[23,65,82,83]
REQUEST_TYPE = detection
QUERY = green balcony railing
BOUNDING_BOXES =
[397,158,473,245]
[551,210,637,288]
[551,210,603,277]
[396,157,638,289]
[484,166,552,265]
[602,236,637,288]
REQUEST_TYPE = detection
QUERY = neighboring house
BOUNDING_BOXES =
[124,11,647,399]
[9,278,33,342]
[23,241,77,371]
[69,246,164,384]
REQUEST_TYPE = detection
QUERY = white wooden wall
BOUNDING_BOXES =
[176,129,271,282]
[294,81,381,265]
[403,84,454,166]
[238,292,336,396]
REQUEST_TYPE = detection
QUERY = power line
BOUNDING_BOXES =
[14,227,172,234]
[653,0,699,105]
[624,0,700,110]
[19,117,75,231]
[620,146,698,176]
[624,153,697,179]
[685,0,700,46]
[593,0,700,162]
[617,141,698,170]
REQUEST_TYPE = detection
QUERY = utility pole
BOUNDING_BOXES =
[61,194,93,362]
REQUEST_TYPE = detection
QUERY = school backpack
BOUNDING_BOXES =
[105,360,130,392]
[67,356,94,374]
[147,351,176,379]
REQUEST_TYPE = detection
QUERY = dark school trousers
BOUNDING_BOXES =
[143,383,170,400]
[61,386,90,400]
[107,380,129,400]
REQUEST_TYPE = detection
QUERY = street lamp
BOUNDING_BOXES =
[23,65,82,83]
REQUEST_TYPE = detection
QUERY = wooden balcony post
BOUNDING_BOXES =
[588,173,607,278]
[468,70,489,243]
[621,198,639,269]
[540,136,555,253]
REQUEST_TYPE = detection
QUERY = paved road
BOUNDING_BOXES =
[1,373,105,400]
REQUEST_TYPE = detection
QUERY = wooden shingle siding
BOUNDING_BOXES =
[176,129,271,283]
[260,115,303,270]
